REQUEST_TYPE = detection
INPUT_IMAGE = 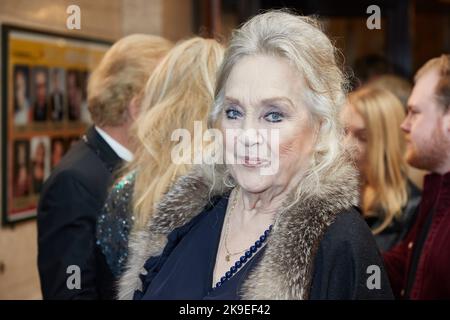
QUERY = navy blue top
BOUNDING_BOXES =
[133,196,394,300]
[134,195,266,300]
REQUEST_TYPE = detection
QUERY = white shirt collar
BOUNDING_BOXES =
[95,126,134,162]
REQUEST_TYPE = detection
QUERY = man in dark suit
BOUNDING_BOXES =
[37,34,172,299]
[37,127,121,299]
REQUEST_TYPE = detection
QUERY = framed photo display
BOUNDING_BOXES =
[1,25,111,224]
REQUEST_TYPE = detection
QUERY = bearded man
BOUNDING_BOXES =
[383,54,450,300]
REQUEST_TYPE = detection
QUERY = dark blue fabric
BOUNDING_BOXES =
[134,196,394,300]
[134,196,266,300]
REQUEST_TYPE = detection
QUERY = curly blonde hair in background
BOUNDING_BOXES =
[127,37,224,229]
[348,86,408,234]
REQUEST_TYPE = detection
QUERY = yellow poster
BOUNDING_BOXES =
[2,25,110,223]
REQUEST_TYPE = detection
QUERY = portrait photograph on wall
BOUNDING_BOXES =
[1,25,111,224]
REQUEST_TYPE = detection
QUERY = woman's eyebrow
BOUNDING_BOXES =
[225,96,295,109]
[224,96,241,105]
[261,97,295,110]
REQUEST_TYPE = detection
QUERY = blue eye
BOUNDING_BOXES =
[225,108,242,120]
[264,111,284,123]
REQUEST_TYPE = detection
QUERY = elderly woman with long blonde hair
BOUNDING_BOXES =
[118,11,393,300]
[96,37,224,282]
[340,86,421,251]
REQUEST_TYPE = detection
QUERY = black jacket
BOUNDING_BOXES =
[366,180,422,252]
[118,158,393,300]
[130,197,393,300]
[37,126,122,299]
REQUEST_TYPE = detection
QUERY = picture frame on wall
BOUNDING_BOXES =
[1,24,111,224]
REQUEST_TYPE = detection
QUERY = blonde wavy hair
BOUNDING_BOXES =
[368,74,412,109]
[348,86,408,234]
[126,37,224,229]
[88,34,172,127]
[207,10,349,203]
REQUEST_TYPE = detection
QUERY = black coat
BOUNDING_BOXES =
[366,180,422,252]
[130,195,393,300]
[118,158,394,300]
[37,126,122,299]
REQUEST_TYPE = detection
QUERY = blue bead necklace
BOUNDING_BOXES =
[214,225,273,289]
[214,187,274,289]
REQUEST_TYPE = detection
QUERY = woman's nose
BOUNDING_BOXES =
[343,133,352,146]
[238,128,264,147]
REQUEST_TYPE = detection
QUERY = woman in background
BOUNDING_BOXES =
[14,69,31,125]
[14,142,31,197]
[96,37,224,280]
[32,141,46,193]
[368,74,427,189]
[341,86,421,252]
[51,139,65,169]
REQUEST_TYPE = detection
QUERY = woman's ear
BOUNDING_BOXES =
[127,96,141,122]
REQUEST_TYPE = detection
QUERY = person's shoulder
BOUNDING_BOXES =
[39,167,92,204]
[57,141,107,174]
[110,171,136,194]
[169,194,227,239]
[311,207,394,299]
[45,141,111,191]
[38,157,110,221]
[328,207,369,233]
[321,207,376,250]
[41,148,110,205]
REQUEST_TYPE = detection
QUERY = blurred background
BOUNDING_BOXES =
[0,0,449,299]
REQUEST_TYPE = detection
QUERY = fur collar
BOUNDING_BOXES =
[118,158,359,299]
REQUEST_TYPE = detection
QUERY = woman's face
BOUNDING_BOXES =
[15,71,28,110]
[35,72,47,105]
[52,142,64,166]
[15,72,26,98]
[220,55,317,194]
[35,143,46,164]
[340,103,368,178]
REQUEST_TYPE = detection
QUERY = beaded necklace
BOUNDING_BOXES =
[214,187,273,289]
